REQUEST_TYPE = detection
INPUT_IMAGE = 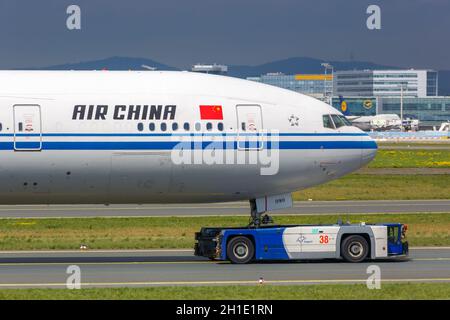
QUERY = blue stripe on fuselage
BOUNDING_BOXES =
[0,132,370,137]
[0,140,377,150]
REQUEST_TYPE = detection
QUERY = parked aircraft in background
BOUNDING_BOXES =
[348,114,419,132]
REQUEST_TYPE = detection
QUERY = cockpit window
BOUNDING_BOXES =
[331,114,346,128]
[331,114,352,128]
[340,116,352,126]
[324,114,352,129]
[323,115,335,129]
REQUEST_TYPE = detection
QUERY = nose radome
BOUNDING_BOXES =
[361,135,378,167]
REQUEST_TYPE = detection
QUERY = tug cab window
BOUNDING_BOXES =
[388,226,400,243]
[323,115,335,129]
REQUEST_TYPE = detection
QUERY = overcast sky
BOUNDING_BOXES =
[0,0,448,69]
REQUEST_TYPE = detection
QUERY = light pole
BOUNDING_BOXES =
[321,63,334,105]
[398,83,407,132]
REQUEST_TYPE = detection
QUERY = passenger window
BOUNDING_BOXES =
[206,123,212,131]
[172,122,178,131]
[161,123,167,132]
[195,122,201,131]
[217,122,224,131]
[149,123,155,131]
[137,123,144,131]
[322,115,335,129]
[0,123,2,131]
[183,122,190,131]
[331,115,345,128]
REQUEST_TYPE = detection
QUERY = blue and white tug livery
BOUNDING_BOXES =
[195,222,409,263]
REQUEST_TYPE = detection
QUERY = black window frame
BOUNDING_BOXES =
[322,115,335,129]
[339,115,352,126]
[331,114,346,128]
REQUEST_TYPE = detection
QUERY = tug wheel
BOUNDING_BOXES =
[341,235,369,263]
[227,236,254,264]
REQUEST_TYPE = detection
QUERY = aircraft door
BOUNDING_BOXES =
[236,105,263,150]
[13,105,42,151]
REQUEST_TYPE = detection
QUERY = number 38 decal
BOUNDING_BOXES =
[319,235,329,244]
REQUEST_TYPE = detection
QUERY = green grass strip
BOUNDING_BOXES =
[0,283,448,300]
[0,213,448,250]
[369,149,450,168]
[293,174,450,201]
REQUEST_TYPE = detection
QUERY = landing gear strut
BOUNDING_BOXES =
[248,199,273,228]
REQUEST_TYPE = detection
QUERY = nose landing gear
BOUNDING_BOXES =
[248,199,274,228]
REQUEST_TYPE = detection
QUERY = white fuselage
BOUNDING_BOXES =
[0,71,377,204]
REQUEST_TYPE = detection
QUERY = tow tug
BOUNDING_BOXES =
[195,220,408,264]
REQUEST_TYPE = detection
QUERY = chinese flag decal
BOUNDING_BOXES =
[199,105,223,120]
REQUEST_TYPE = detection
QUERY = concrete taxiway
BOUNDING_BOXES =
[0,248,449,288]
[0,200,449,218]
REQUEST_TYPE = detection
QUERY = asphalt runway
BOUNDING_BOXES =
[0,248,448,288]
[0,200,449,218]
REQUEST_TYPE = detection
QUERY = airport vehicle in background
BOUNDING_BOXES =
[348,114,419,132]
[195,222,409,263]
[438,121,450,132]
[0,71,377,226]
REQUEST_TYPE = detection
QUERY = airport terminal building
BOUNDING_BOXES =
[331,96,450,127]
[331,70,445,127]
[333,69,438,98]
[247,73,332,99]
[245,69,447,128]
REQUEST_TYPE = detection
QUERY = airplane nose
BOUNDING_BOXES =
[361,134,378,167]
